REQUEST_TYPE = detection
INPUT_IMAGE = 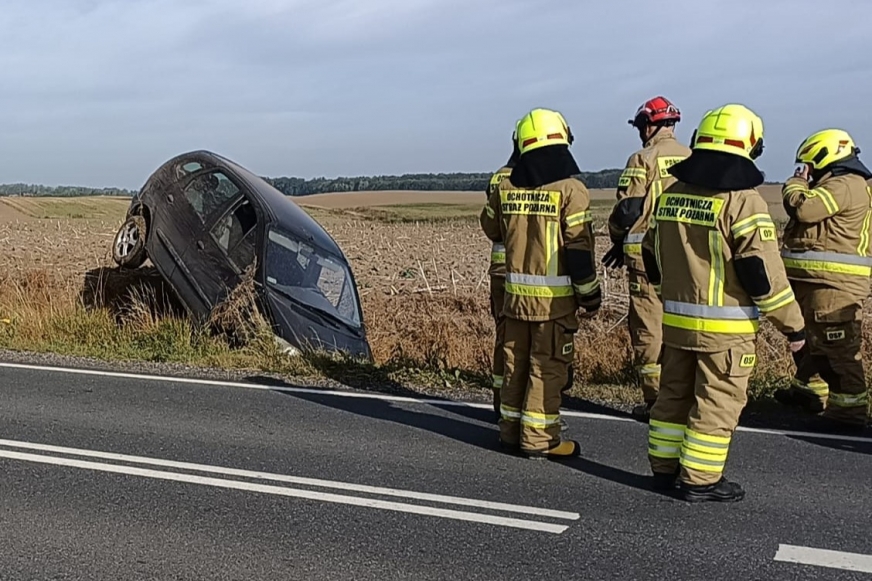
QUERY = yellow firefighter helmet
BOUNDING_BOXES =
[795,129,858,170]
[691,104,764,160]
[516,108,573,154]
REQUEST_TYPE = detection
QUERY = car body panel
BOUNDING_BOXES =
[124,150,371,359]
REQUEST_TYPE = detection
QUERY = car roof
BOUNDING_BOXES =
[165,150,345,259]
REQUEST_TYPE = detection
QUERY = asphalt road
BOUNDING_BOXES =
[2,361,872,580]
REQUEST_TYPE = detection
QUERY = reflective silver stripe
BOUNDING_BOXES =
[624,233,645,243]
[663,300,759,320]
[491,243,505,253]
[781,250,872,267]
[505,273,572,286]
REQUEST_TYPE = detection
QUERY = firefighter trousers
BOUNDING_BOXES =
[490,276,506,412]
[791,281,867,424]
[500,313,577,452]
[628,269,663,402]
[648,342,756,486]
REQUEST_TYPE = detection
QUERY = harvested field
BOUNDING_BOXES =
[0,188,855,407]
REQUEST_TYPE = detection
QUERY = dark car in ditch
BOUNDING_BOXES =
[111,150,371,360]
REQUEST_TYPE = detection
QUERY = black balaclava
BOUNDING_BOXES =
[509,144,581,189]
[813,155,872,183]
[506,140,521,168]
[669,149,765,191]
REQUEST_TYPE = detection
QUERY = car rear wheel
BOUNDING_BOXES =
[113,215,148,268]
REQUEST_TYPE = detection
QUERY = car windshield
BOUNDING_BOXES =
[265,228,362,328]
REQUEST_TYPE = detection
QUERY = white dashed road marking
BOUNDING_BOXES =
[775,544,872,574]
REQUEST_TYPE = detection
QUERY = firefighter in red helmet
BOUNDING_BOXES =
[604,96,691,422]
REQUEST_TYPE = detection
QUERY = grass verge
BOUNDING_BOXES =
[3,266,858,413]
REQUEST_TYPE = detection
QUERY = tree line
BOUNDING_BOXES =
[0,169,626,198]
[0,168,773,198]
[263,169,626,196]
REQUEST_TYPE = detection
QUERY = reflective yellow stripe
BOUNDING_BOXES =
[809,186,839,215]
[624,243,642,255]
[684,429,730,446]
[505,273,573,298]
[731,213,776,238]
[500,404,521,421]
[506,283,574,298]
[565,211,591,227]
[791,378,829,396]
[708,230,724,307]
[485,205,495,218]
[754,286,795,313]
[859,186,872,256]
[649,420,686,439]
[490,242,505,264]
[650,178,663,202]
[663,313,758,334]
[827,392,869,407]
[782,184,806,197]
[621,167,647,179]
[521,411,561,428]
[639,363,661,377]
[546,222,559,277]
[782,258,872,277]
[680,429,731,474]
[573,279,600,296]
[648,420,684,459]
[492,375,504,389]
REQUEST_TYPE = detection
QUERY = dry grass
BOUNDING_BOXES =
[0,190,861,408]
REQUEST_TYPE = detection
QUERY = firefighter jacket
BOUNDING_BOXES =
[482,165,514,279]
[608,132,691,272]
[481,177,600,322]
[781,172,872,301]
[641,183,806,351]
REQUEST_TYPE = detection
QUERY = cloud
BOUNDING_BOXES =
[1,0,871,187]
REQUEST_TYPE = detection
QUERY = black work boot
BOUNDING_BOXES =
[651,468,680,492]
[522,440,581,461]
[804,414,869,435]
[631,400,655,423]
[680,477,745,503]
[773,387,825,414]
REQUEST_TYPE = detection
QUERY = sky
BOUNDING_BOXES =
[1,0,871,189]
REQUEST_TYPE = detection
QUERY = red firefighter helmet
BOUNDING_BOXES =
[628,96,681,128]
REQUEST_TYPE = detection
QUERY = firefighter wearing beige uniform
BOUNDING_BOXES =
[642,104,806,502]
[481,107,600,459]
[483,132,520,420]
[774,129,872,432]
[604,96,691,422]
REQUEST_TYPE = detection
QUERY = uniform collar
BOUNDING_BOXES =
[644,131,677,149]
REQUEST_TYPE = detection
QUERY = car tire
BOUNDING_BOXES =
[113,215,148,269]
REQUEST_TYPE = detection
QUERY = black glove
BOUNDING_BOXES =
[578,287,602,313]
[602,243,624,269]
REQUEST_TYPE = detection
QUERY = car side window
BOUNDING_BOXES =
[183,171,241,224]
[210,199,258,272]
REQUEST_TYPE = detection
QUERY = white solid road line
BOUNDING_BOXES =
[774,544,872,573]
[0,437,579,521]
[2,361,871,443]
[0,448,570,534]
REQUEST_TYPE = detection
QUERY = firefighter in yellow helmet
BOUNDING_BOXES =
[642,104,806,501]
[774,129,872,433]
[481,127,521,421]
[481,107,600,459]
[604,96,691,422]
